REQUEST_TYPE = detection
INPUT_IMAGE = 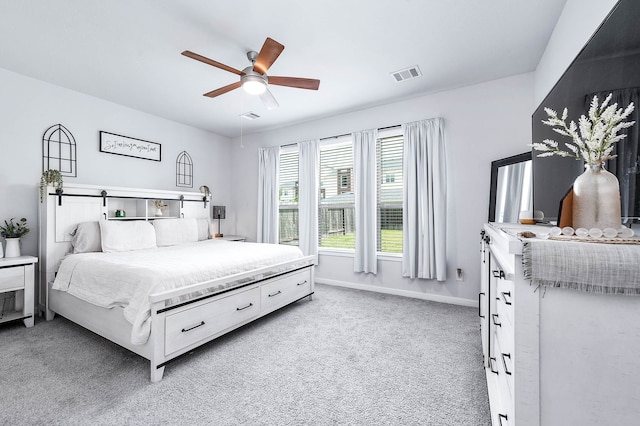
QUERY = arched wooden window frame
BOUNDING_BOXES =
[176,151,193,188]
[42,124,77,176]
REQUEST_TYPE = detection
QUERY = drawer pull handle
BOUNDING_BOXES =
[492,314,502,327]
[478,292,485,318]
[498,413,508,426]
[501,353,512,375]
[492,270,505,279]
[489,357,498,374]
[268,290,282,298]
[236,303,254,311]
[501,291,512,305]
[296,280,307,286]
[181,321,205,333]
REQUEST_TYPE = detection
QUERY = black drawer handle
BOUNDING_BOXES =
[478,292,485,318]
[296,280,307,286]
[236,302,254,311]
[268,290,282,298]
[501,291,512,305]
[492,314,501,327]
[489,357,498,375]
[501,353,512,375]
[498,413,508,426]
[181,321,205,333]
[492,270,505,279]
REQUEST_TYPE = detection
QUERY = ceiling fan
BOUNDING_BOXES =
[182,37,320,110]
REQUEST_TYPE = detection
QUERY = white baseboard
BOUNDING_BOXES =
[315,278,478,308]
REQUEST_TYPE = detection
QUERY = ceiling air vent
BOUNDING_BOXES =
[391,65,422,82]
[240,111,261,120]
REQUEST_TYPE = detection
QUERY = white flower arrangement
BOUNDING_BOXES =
[153,200,167,209]
[530,93,635,165]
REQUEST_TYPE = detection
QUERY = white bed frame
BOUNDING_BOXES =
[38,184,314,382]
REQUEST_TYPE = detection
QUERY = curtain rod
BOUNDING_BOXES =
[280,124,401,148]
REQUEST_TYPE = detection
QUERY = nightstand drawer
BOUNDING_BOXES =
[0,266,25,292]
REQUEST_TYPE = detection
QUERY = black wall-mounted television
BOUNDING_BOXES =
[532,0,640,224]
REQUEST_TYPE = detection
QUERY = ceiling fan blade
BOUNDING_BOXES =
[182,50,243,76]
[259,87,280,110]
[268,76,320,90]
[253,37,285,75]
[203,81,242,98]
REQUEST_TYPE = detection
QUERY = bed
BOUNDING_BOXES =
[39,184,315,382]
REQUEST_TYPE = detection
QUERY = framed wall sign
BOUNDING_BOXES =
[99,131,161,161]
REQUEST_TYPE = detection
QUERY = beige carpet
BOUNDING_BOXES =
[0,284,490,425]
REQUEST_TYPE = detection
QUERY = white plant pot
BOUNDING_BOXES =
[4,238,21,258]
[0,240,3,258]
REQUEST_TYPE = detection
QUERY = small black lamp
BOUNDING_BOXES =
[212,205,226,238]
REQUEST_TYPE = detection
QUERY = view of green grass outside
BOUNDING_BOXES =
[320,229,402,253]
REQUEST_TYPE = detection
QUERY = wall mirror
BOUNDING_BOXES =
[488,152,532,223]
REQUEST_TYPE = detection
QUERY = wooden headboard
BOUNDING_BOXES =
[37,183,212,315]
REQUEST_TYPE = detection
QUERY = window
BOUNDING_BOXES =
[319,140,355,249]
[377,133,403,253]
[279,149,299,246]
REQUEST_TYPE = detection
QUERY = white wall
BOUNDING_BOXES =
[230,72,535,305]
[0,67,232,257]
[533,0,618,105]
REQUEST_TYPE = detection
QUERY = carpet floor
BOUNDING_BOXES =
[0,284,490,425]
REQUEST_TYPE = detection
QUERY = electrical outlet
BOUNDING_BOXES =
[456,268,464,281]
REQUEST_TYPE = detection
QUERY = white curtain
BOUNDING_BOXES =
[353,129,378,274]
[257,146,280,243]
[402,118,447,280]
[298,139,319,261]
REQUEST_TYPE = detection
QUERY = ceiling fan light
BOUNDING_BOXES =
[242,76,266,95]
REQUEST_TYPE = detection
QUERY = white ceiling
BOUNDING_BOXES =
[0,0,567,138]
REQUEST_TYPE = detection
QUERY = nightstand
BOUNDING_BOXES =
[0,256,38,327]
[216,235,246,242]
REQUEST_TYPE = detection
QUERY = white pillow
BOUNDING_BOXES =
[196,218,212,241]
[99,220,157,252]
[153,218,199,247]
[70,221,102,253]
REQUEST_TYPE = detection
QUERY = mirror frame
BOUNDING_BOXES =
[488,151,532,222]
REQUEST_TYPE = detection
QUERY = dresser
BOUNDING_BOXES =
[480,223,640,426]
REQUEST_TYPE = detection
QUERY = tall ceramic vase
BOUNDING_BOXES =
[4,238,21,258]
[572,163,621,229]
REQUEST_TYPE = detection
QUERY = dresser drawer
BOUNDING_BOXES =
[0,266,25,292]
[164,287,260,355]
[493,336,514,424]
[261,269,311,313]
[496,278,514,328]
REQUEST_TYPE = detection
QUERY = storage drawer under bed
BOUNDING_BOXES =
[261,269,311,313]
[164,287,261,355]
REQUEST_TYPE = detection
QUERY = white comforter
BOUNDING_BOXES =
[52,240,304,345]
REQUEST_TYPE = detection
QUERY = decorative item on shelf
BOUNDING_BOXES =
[115,210,126,218]
[531,93,635,229]
[0,218,29,258]
[39,169,64,202]
[212,205,226,238]
[199,185,211,207]
[152,200,167,217]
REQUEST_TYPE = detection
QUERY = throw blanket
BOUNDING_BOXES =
[522,239,640,295]
[53,239,305,344]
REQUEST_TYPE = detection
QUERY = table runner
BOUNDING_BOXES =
[522,239,640,295]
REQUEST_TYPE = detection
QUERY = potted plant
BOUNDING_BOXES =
[40,169,64,202]
[0,217,30,258]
